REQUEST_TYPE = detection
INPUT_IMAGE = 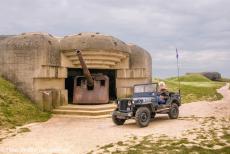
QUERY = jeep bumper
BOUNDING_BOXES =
[113,111,133,119]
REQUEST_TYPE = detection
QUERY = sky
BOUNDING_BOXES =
[0,0,230,78]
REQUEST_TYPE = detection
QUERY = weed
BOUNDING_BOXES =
[100,143,114,149]
[18,127,30,133]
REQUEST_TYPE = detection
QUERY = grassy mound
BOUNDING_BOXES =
[0,77,51,129]
[167,74,212,82]
[156,74,225,103]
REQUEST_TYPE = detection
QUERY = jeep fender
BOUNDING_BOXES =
[135,102,156,113]
[170,99,181,107]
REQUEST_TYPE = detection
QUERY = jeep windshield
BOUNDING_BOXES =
[133,84,157,98]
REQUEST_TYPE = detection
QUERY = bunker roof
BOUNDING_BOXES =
[60,32,131,53]
[0,32,59,50]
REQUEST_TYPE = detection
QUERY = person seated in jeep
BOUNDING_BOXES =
[157,81,169,104]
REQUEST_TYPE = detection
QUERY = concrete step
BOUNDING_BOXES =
[52,104,116,117]
[53,109,114,116]
[53,114,112,119]
[57,104,116,111]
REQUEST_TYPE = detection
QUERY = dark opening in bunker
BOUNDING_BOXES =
[65,68,117,104]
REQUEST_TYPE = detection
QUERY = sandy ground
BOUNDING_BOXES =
[0,83,229,154]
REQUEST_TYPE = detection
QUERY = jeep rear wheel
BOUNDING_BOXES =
[112,112,126,125]
[168,103,179,119]
[135,107,151,127]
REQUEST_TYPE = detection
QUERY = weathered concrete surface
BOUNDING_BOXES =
[0,84,229,154]
[0,32,67,111]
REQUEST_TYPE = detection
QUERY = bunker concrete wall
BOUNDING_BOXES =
[0,33,68,111]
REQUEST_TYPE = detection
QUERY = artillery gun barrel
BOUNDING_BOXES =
[76,50,94,87]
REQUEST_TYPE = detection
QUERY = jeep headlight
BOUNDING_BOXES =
[117,100,120,105]
[128,100,132,107]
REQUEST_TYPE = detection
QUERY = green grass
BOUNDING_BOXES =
[162,74,225,103]
[0,76,51,130]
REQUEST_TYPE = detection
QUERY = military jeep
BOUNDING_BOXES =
[112,83,181,127]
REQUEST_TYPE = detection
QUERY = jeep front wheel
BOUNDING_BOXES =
[168,103,179,119]
[135,107,151,127]
[112,112,126,125]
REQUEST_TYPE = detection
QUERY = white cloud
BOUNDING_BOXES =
[0,0,230,77]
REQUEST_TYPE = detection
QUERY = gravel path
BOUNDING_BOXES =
[0,83,229,154]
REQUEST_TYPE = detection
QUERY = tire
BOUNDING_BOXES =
[168,103,179,119]
[151,112,156,119]
[135,107,151,127]
[112,112,126,125]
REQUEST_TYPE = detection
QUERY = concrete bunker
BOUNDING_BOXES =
[0,32,152,111]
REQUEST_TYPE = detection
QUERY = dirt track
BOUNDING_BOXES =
[0,83,229,154]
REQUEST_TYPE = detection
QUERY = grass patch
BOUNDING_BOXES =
[94,117,230,154]
[222,131,230,143]
[102,136,230,154]
[100,143,114,150]
[117,141,126,146]
[0,76,51,130]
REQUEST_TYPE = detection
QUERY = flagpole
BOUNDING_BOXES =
[176,48,181,94]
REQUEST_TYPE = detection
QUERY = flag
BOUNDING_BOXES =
[176,48,179,59]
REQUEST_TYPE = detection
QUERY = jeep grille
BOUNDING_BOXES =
[119,100,128,111]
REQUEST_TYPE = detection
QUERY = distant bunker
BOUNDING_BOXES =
[201,72,221,81]
[0,32,152,111]
[186,72,221,81]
